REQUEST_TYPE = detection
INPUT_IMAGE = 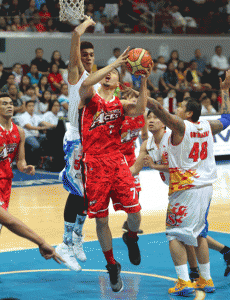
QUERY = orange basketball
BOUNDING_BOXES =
[126,48,152,76]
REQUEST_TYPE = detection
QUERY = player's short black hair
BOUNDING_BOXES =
[80,41,94,51]
[184,97,201,122]
[25,100,36,106]
[114,68,120,81]
[147,109,154,117]
[0,93,11,100]
[35,47,43,53]
[113,48,120,52]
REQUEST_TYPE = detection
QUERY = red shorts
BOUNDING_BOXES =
[0,179,12,210]
[83,152,141,219]
[124,153,141,192]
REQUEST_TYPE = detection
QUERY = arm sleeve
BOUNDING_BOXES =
[218,114,230,130]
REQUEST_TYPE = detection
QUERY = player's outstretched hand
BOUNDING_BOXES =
[83,15,96,27]
[39,242,65,264]
[141,62,154,79]
[23,165,35,176]
[114,47,130,68]
[220,70,230,90]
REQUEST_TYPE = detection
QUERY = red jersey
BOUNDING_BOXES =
[120,115,145,157]
[0,123,20,179]
[81,93,124,155]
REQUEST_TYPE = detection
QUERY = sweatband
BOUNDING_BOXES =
[218,114,230,130]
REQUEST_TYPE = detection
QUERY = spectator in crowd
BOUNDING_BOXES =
[43,99,61,125]
[85,2,94,19]
[24,0,36,21]
[48,63,64,93]
[0,61,8,89]
[160,62,179,92]
[170,5,186,32]
[27,64,42,86]
[155,3,173,34]
[94,14,110,34]
[94,3,106,22]
[191,49,207,76]
[199,92,217,115]
[185,61,212,91]
[19,75,31,94]
[31,48,50,76]
[107,47,121,65]
[38,90,51,114]
[50,50,66,70]
[175,60,188,90]
[46,18,58,32]
[39,3,51,25]
[35,0,46,11]
[29,10,46,32]
[0,0,10,18]
[8,83,24,115]
[133,18,148,34]
[11,14,28,31]
[0,16,7,31]
[12,63,22,85]
[1,74,22,96]
[157,56,167,71]
[35,75,49,97]
[8,0,21,17]
[211,45,229,88]
[20,85,39,114]
[120,64,133,88]
[58,83,69,117]
[168,50,180,68]
[147,59,164,93]
[163,89,178,114]
[155,94,164,106]
[108,15,124,33]
[18,99,54,165]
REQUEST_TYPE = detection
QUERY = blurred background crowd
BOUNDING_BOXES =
[1,0,230,34]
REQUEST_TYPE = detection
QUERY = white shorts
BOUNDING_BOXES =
[59,127,84,196]
[166,185,213,246]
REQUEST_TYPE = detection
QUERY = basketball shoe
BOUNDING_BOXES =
[168,278,195,296]
[122,232,141,265]
[56,243,81,272]
[106,261,123,293]
[122,221,143,234]
[194,276,215,293]
[224,250,230,277]
[72,232,87,262]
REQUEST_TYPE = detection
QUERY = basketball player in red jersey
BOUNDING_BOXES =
[120,108,148,234]
[0,93,35,231]
[79,48,151,292]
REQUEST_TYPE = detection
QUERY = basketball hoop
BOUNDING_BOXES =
[59,0,85,22]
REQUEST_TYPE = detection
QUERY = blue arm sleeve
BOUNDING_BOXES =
[218,114,230,130]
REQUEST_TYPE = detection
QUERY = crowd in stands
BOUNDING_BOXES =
[0,43,228,169]
[1,0,230,34]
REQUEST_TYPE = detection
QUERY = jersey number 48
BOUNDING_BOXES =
[189,142,208,162]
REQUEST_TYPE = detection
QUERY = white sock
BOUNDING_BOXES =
[199,262,211,280]
[175,264,190,282]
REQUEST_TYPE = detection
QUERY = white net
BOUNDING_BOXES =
[59,0,85,22]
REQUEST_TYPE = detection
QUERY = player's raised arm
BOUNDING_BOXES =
[130,140,148,176]
[16,126,35,175]
[68,16,96,85]
[208,70,230,135]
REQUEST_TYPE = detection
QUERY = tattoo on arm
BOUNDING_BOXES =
[208,120,223,135]
[220,90,230,114]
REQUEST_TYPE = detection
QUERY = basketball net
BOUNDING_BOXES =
[59,0,85,22]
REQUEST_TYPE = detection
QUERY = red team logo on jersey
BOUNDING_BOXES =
[90,109,122,131]
[166,203,188,227]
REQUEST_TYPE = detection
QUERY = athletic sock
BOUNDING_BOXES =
[199,263,211,281]
[74,214,87,237]
[103,249,116,265]
[220,246,230,255]
[63,221,74,246]
[128,230,138,239]
[175,264,190,282]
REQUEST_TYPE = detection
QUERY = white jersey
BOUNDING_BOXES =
[168,119,217,195]
[68,70,101,128]
[146,130,171,185]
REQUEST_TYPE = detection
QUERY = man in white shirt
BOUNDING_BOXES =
[107,47,121,66]
[211,45,229,77]
[19,100,54,165]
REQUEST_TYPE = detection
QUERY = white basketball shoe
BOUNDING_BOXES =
[56,243,82,272]
[72,232,87,262]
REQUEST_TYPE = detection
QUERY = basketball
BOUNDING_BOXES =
[126,48,152,76]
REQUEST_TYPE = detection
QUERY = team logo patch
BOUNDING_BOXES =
[90,109,122,130]
[166,203,188,227]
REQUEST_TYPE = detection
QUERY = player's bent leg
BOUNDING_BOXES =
[96,216,123,293]
[194,236,215,293]
[56,193,82,272]
[123,212,141,265]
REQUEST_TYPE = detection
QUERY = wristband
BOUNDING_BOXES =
[218,114,230,130]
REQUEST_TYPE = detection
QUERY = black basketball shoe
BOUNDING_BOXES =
[122,232,141,265]
[106,261,123,293]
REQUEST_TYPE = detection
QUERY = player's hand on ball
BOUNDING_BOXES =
[114,46,130,68]
[143,155,155,169]
[220,69,230,90]
[39,243,65,264]
[23,165,35,176]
